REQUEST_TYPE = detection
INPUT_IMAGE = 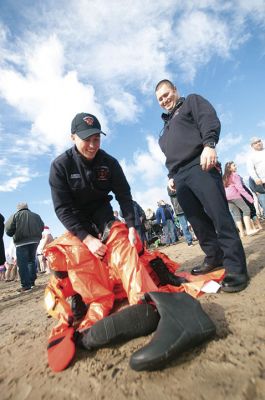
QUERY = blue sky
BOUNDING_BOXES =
[1,0,265,247]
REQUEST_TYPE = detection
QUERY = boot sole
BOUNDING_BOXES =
[130,329,215,371]
[221,281,248,293]
[191,266,223,275]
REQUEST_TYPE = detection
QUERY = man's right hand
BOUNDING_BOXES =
[200,147,217,171]
[255,179,263,185]
[167,178,176,191]
[83,234,107,259]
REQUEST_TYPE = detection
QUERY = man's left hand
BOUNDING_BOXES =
[200,147,218,171]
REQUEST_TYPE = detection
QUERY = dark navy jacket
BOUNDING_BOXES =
[159,94,221,177]
[49,147,135,241]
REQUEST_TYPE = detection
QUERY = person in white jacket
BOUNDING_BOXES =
[5,241,17,281]
[247,137,265,215]
[36,226,54,273]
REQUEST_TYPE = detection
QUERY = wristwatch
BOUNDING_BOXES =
[203,141,216,149]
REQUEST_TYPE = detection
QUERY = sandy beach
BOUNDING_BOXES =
[1,224,264,400]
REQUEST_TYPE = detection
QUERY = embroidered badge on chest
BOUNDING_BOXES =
[95,166,110,181]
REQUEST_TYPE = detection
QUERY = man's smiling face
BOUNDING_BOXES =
[156,83,179,112]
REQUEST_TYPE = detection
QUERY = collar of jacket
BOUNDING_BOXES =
[73,145,101,167]
[161,97,185,122]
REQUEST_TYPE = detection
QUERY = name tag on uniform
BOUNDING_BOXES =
[70,173,81,179]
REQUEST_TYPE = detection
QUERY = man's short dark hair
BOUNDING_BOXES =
[155,79,175,92]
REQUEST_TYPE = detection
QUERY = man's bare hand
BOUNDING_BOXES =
[200,147,218,171]
[255,179,263,185]
[128,227,137,247]
[167,178,176,191]
[83,234,107,259]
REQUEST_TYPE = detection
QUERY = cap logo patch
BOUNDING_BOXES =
[83,116,94,126]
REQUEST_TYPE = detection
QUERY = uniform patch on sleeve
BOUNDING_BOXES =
[95,166,110,181]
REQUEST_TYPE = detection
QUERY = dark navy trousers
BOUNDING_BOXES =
[174,164,247,275]
[16,243,38,288]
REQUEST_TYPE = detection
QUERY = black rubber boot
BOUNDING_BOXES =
[130,292,216,371]
[149,257,188,286]
[76,303,160,350]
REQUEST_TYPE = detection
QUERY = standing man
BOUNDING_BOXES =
[5,203,44,292]
[247,137,265,215]
[49,112,137,258]
[155,79,248,292]
[156,200,177,245]
[248,176,265,219]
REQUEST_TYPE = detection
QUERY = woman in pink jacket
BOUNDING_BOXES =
[223,162,258,238]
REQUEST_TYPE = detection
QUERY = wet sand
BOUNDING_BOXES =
[0,224,264,400]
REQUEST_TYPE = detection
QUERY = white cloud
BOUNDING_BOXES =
[235,149,251,166]
[172,11,232,82]
[134,185,170,213]
[146,136,166,164]
[41,1,173,87]
[236,0,265,22]
[0,35,107,155]
[107,91,140,123]
[219,109,233,125]
[0,165,36,192]
[33,199,53,206]
[120,135,166,185]
[118,134,169,212]
[0,176,29,192]
[6,0,255,92]
[217,132,243,153]
[1,0,265,193]
[257,120,265,128]
[1,2,264,138]
[225,73,244,89]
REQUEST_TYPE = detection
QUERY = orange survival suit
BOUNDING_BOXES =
[44,221,224,371]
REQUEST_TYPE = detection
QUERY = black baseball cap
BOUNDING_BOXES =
[71,113,106,140]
